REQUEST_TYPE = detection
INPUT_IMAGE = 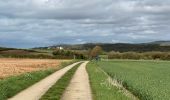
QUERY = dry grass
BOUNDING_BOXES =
[0,58,68,78]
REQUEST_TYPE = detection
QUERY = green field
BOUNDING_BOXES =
[87,60,170,100]
[87,63,131,100]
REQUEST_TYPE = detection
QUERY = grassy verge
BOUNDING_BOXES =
[40,63,82,100]
[0,60,76,100]
[87,62,130,100]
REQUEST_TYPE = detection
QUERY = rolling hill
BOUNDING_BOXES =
[147,41,170,46]
[34,41,170,52]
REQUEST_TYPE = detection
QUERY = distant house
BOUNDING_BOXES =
[47,46,63,50]
[57,46,64,50]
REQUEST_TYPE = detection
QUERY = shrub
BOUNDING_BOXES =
[52,49,87,59]
[108,51,170,60]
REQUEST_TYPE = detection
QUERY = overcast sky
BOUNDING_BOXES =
[0,0,170,48]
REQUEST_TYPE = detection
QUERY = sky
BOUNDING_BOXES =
[0,0,170,48]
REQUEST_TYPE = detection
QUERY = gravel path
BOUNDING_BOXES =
[61,61,92,100]
[8,62,81,100]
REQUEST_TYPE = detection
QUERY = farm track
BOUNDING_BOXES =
[61,61,92,100]
[8,62,81,100]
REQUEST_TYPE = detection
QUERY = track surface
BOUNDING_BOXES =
[8,62,81,100]
[61,61,92,100]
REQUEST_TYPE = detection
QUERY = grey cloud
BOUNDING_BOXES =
[0,0,170,48]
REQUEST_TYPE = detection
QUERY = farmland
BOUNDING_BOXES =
[0,58,68,78]
[87,60,170,100]
[0,59,74,100]
[87,62,131,100]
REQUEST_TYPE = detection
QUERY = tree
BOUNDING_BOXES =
[90,46,103,57]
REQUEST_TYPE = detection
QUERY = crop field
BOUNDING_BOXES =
[87,60,170,100]
[0,58,68,78]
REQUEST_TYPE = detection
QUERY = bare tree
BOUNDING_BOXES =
[90,46,103,57]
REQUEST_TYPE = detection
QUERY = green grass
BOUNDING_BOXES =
[93,60,170,100]
[0,61,76,100]
[40,63,82,100]
[87,62,130,100]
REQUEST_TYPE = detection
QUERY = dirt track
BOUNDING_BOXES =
[61,61,92,100]
[8,62,81,100]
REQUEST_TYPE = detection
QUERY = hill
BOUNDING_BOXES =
[0,47,54,59]
[0,47,15,51]
[147,41,170,46]
[35,41,170,52]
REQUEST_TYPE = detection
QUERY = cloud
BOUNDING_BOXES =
[0,0,170,48]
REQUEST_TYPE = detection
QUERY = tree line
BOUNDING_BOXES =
[52,49,87,59]
[108,51,170,60]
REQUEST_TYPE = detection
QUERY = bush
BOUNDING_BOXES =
[52,49,87,59]
[108,51,170,60]
[121,52,141,60]
[108,51,122,59]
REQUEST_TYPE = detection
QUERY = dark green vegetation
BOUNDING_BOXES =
[40,63,81,100]
[37,41,170,52]
[52,49,87,59]
[33,42,170,60]
[0,47,16,51]
[90,61,170,100]
[0,47,54,59]
[0,61,75,100]
[108,51,170,60]
[2,41,170,60]
[0,47,86,59]
[87,62,130,100]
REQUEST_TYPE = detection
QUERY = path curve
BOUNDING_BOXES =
[8,62,81,100]
[61,61,92,100]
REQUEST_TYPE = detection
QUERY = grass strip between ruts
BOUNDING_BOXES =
[40,62,82,100]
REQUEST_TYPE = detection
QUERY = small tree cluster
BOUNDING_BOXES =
[108,51,170,60]
[89,46,103,57]
[52,49,87,59]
